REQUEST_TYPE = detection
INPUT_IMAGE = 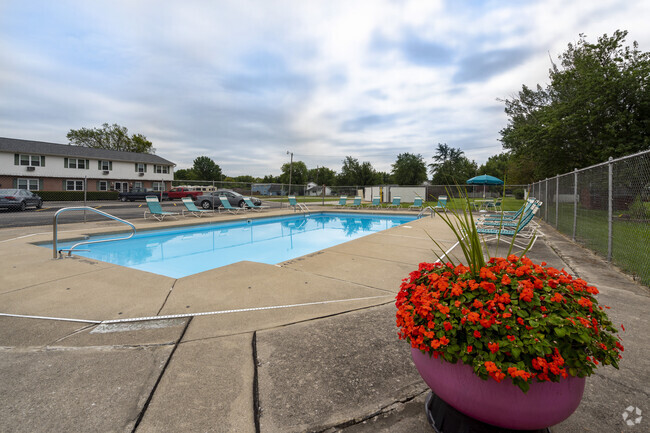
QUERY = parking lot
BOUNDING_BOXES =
[0,199,283,228]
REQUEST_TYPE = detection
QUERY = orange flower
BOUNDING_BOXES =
[443,321,453,331]
[473,330,481,338]
[467,345,473,353]
[501,274,511,285]
[488,342,500,353]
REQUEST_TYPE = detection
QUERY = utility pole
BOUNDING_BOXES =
[286,151,293,196]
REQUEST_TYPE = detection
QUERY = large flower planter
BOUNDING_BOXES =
[411,348,586,430]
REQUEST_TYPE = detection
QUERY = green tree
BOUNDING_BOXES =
[233,175,258,183]
[337,156,377,186]
[192,156,223,181]
[500,30,650,180]
[477,153,511,181]
[391,153,428,185]
[279,161,308,186]
[307,167,337,185]
[174,168,196,181]
[430,143,477,184]
[374,171,393,184]
[67,123,155,153]
[262,174,280,183]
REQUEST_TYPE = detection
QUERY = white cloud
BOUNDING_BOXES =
[1,0,649,176]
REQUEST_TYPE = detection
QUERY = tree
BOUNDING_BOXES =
[192,156,223,181]
[429,143,477,184]
[262,174,280,183]
[67,123,155,153]
[307,167,337,185]
[391,153,428,185]
[500,30,650,180]
[477,153,511,181]
[279,161,307,186]
[337,156,377,186]
[174,168,196,181]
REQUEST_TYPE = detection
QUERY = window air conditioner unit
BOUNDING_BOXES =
[139,172,145,176]
[103,170,110,175]
[26,166,36,171]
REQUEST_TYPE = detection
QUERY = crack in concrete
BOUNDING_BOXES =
[314,387,430,432]
[156,280,178,316]
[131,316,193,432]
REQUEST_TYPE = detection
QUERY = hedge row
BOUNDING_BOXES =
[36,191,119,201]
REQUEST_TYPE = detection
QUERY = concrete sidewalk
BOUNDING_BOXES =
[0,212,647,432]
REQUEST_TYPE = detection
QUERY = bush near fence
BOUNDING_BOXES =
[37,191,119,201]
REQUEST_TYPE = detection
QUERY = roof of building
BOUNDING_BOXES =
[0,137,175,165]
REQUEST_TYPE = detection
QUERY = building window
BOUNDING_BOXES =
[152,182,165,191]
[99,160,112,171]
[17,154,44,166]
[98,181,108,191]
[134,181,143,189]
[154,165,169,174]
[17,178,40,191]
[66,180,84,191]
[136,163,146,173]
[65,158,89,169]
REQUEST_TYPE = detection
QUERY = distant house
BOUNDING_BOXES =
[252,183,285,196]
[305,182,331,196]
[0,137,175,192]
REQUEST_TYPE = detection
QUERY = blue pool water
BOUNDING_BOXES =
[50,213,416,278]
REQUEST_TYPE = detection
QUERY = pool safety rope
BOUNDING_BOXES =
[0,295,393,325]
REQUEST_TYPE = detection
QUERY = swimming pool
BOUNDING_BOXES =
[50,212,417,278]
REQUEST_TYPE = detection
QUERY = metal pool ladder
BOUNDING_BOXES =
[53,207,136,258]
[418,206,435,218]
[296,202,310,215]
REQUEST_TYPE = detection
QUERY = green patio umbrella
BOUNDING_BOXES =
[466,174,504,198]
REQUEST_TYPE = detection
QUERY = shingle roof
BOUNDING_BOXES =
[0,137,175,165]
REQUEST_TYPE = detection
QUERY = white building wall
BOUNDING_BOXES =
[387,186,426,203]
[0,152,173,182]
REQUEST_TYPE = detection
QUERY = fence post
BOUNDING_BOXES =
[544,178,548,221]
[573,169,578,241]
[607,157,613,262]
[84,176,87,223]
[555,175,559,229]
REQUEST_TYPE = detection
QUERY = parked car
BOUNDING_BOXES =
[118,188,168,202]
[0,189,43,211]
[165,187,203,200]
[194,190,262,210]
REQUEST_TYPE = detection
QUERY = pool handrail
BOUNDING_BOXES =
[418,206,435,218]
[53,207,136,258]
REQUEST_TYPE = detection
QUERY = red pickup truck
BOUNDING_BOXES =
[165,187,203,200]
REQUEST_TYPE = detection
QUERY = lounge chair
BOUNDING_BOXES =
[370,197,381,208]
[409,197,423,211]
[336,196,347,208]
[433,195,448,212]
[181,197,214,217]
[476,211,542,250]
[387,196,401,209]
[479,199,540,222]
[347,196,362,208]
[219,196,244,214]
[476,205,540,229]
[145,196,179,221]
[243,197,269,212]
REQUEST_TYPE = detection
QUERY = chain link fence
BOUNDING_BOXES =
[530,149,650,286]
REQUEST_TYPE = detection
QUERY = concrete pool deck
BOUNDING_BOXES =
[0,207,648,432]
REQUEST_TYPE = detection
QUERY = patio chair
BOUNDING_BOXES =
[476,211,542,250]
[288,196,298,210]
[387,196,401,209]
[336,196,348,208]
[370,197,381,208]
[409,197,424,211]
[243,197,269,212]
[484,198,503,212]
[219,196,244,214]
[347,196,362,208]
[144,196,179,221]
[433,195,448,212]
[476,205,540,229]
[181,197,214,217]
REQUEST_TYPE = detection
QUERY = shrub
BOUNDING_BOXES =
[628,195,649,219]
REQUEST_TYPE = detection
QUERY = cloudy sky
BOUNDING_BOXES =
[1,0,649,177]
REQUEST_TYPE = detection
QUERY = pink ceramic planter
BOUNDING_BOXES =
[411,348,586,430]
